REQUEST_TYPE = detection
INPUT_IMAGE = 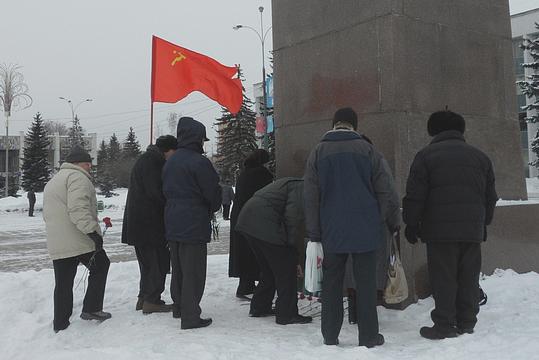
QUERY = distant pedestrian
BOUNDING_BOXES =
[304,108,398,348]
[229,149,273,299]
[221,182,234,220]
[236,177,312,325]
[27,189,36,217]
[43,146,111,333]
[122,135,177,314]
[163,117,222,330]
[403,110,498,340]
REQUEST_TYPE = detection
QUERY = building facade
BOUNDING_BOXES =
[0,132,97,194]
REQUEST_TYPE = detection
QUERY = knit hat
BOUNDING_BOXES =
[427,111,466,136]
[332,107,358,130]
[66,146,92,163]
[155,135,178,152]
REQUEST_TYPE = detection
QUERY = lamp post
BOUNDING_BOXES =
[59,97,93,128]
[233,6,272,149]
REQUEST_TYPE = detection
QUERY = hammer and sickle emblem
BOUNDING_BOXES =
[171,50,187,66]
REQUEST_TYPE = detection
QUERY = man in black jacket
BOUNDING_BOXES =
[163,117,222,330]
[121,135,177,314]
[403,110,498,340]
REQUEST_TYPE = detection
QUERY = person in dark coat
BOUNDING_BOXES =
[163,117,222,330]
[221,182,234,220]
[304,108,399,348]
[121,135,177,314]
[27,189,36,217]
[402,110,498,340]
[229,149,273,298]
[236,177,312,325]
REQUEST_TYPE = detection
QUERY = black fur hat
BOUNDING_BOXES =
[332,107,358,130]
[427,111,466,136]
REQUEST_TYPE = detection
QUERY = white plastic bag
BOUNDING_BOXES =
[304,240,324,294]
[384,231,409,304]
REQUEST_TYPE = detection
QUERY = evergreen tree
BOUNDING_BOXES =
[0,175,19,197]
[116,128,141,187]
[214,69,257,182]
[21,113,51,192]
[106,133,122,187]
[517,24,539,171]
[122,127,141,159]
[531,130,539,170]
[95,140,115,197]
[67,115,88,150]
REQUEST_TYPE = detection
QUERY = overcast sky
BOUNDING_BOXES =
[2,0,538,149]
[2,0,273,149]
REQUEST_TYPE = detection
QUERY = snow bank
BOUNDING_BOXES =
[0,256,538,360]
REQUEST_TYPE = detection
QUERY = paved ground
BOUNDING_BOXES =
[0,209,230,272]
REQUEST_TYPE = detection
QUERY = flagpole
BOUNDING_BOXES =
[150,101,154,144]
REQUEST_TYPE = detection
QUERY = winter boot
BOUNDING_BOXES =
[457,327,474,335]
[172,304,181,319]
[181,318,212,330]
[323,338,339,346]
[249,308,276,317]
[276,314,313,325]
[142,301,173,314]
[80,311,112,321]
[420,326,458,340]
[360,334,385,348]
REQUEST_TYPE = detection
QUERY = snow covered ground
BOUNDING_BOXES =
[0,189,230,272]
[1,180,538,359]
[0,257,538,360]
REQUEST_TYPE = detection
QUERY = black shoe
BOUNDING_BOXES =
[276,314,312,325]
[420,326,458,340]
[136,297,144,311]
[236,294,252,301]
[324,338,339,346]
[80,311,112,321]
[360,334,385,348]
[181,318,213,330]
[249,309,275,317]
[53,322,70,333]
[142,301,173,314]
[457,327,474,335]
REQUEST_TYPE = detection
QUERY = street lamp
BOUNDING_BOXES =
[233,6,272,149]
[59,97,93,127]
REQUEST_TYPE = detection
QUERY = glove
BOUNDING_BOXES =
[404,225,419,244]
[87,231,104,252]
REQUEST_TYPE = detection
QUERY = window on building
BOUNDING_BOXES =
[513,37,525,78]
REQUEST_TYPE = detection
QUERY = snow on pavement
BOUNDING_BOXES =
[0,256,538,360]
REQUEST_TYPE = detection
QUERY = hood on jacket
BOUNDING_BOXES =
[176,117,209,153]
[244,149,270,168]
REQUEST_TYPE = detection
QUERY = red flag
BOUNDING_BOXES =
[151,36,243,114]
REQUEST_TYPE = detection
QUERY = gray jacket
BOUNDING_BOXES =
[235,177,304,247]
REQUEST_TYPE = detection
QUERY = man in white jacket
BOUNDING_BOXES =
[43,146,111,332]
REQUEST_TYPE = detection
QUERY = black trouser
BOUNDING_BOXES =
[247,235,298,321]
[427,242,481,332]
[52,250,110,331]
[135,245,170,304]
[322,251,378,344]
[28,201,35,216]
[222,204,231,219]
[169,241,207,326]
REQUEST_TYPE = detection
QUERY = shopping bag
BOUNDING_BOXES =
[384,230,409,304]
[304,240,324,294]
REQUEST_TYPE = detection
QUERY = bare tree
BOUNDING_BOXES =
[43,120,69,136]
[0,64,32,197]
